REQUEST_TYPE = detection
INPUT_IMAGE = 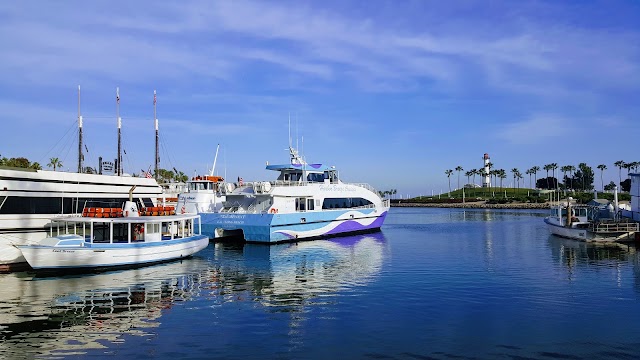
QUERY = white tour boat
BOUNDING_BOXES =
[16,200,208,270]
[0,168,162,269]
[198,146,390,243]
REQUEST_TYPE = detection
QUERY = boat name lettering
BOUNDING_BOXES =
[220,214,246,219]
[319,186,356,192]
[53,249,75,253]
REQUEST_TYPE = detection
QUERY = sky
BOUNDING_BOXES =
[1,0,639,197]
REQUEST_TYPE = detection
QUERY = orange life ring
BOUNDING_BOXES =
[269,208,278,214]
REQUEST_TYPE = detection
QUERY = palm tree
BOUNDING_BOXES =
[560,165,570,189]
[455,166,463,191]
[624,162,633,178]
[531,166,540,188]
[498,171,507,196]
[543,164,553,189]
[525,169,533,189]
[465,170,473,187]
[567,165,576,190]
[517,172,523,189]
[597,164,607,192]
[47,157,63,171]
[550,163,558,188]
[445,169,453,196]
[614,160,625,186]
[511,168,519,191]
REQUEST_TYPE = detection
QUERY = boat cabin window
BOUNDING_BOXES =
[322,197,373,209]
[296,198,306,211]
[112,223,128,243]
[0,196,155,215]
[93,222,111,243]
[324,171,339,184]
[132,223,145,242]
[307,199,314,211]
[307,173,324,183]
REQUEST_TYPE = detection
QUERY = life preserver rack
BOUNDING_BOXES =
[82,207,124,218]
[82,206,176,218]
[140,206,176,216]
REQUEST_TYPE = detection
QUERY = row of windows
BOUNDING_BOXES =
[291,197,374,211]
[0,196,154,215]
[322,197,373,210]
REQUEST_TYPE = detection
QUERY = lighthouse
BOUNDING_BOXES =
[483,153,491,187]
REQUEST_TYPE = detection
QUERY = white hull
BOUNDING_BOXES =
[19,236,209,270]
[545,220,590,241]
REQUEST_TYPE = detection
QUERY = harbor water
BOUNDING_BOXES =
[1,207,640,359]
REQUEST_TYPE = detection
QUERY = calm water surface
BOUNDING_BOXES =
[2,207,640,359]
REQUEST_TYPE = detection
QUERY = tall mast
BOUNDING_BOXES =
[77,85,83,173]
[154,90,159,180]
[210,144,220,177]
[116,87,121,176]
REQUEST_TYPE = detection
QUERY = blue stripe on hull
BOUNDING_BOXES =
[200,209,387,243]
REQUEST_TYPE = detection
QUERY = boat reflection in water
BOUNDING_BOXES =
[213,232,387,309]
[0,257,211,359]
[547,235,639,283]
[0,232,388,358]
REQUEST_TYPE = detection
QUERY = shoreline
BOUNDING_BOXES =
[391,202,551,209]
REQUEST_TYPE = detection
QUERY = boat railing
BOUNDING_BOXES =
[264,180,377,192]
[590,221,639,233]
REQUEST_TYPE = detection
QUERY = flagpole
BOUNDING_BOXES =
[116,87,121,176]
[77,85,83,173]
[154,90,159,181]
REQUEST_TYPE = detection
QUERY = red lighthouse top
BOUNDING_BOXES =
[483,153,490,160]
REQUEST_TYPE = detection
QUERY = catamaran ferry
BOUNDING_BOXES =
[197,147,389,243]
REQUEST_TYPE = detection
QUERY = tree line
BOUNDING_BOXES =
[445,160,639,194]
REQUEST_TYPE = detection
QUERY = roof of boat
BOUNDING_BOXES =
[266,163,334,172]
[53,214,199,223]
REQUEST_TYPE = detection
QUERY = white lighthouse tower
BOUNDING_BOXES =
[483,153,491,187]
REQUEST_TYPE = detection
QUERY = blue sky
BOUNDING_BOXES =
[1,1,639,197]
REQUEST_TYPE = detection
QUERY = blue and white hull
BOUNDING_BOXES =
[201,208,388,243]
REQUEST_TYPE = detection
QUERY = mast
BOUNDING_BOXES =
[154,90,159,180]
[77,85,83,173]
[210,144,220,176]
[116,87,121,176]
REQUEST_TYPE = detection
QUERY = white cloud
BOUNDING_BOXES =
[496,115,571,145]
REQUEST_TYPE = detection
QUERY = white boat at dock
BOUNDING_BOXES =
[544,196,638,243]
[16,200,208,270]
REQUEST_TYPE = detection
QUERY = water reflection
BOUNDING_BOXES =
[0,232,388,358]
[211,232,388,310]
[547,235,639,284]
[0,258,211,359]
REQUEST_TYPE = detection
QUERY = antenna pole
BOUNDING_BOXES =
[210,144,220,176]
[116,87,121,176]
[154,90,159,180]
[77,85,83,173]
[288,112,292,149]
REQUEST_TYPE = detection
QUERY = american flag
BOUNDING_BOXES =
[153,91,157,105]
[145,171,152,179]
